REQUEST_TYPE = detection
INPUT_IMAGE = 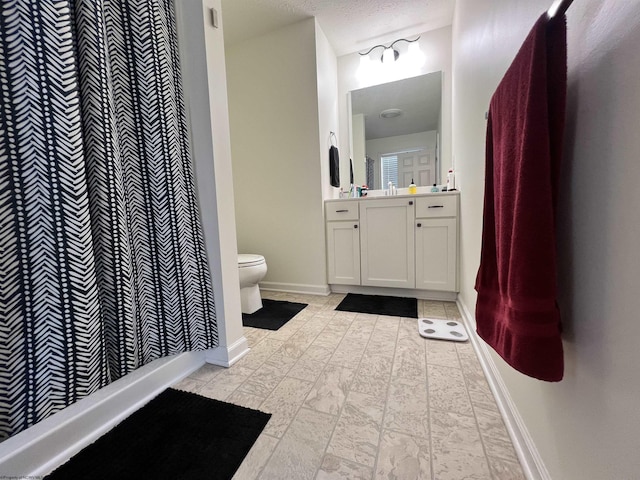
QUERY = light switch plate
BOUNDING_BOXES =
[210,8,219,28]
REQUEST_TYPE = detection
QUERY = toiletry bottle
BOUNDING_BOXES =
[447,169,456,191]
[431,183,439,193]
[408,179,417,195]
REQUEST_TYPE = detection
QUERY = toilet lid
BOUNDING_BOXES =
[238,254,265,267]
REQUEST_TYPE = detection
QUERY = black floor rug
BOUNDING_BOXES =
[335,293,418,318]
[45,388,270,480]
[242,298,307,330]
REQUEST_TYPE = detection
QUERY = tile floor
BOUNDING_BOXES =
[173,292,525,480]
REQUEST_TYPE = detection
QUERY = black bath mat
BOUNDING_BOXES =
[242,298,307,330]
[45,388,270,480]
[335,293,418,318]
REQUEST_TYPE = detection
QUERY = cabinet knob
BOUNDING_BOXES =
[417,223,422,228]
[408,201,414,205]
[354,224,358,229]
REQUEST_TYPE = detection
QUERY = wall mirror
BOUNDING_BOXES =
[349,71,442,190]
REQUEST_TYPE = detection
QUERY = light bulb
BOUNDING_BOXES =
[357,54,373,81]
[408,42,425,67]
[382,48,395,65]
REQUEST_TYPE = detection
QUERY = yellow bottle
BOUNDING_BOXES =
[408,178,417,194]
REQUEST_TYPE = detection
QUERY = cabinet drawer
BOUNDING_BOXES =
[326,202,359,221]
[416,195,458,218]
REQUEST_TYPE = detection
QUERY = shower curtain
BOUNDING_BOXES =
[0,0,217,440]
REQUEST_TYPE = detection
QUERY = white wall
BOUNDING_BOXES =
[453,1,640,478]
[315,20,339,201]
[337,26,452,195]
[0,0,249,472]
[177,0,247,365]
[225,19,329,294]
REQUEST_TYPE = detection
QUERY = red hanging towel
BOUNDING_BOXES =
[475,13,567,382]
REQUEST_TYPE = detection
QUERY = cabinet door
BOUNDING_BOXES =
[327,221,360,285]
[415,217,457,291]
[360,199,415,288]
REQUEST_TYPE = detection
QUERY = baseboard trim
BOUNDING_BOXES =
[456,298,551,480]
[0,351,205,477]
[260,281,331,296]
[204,336,250,367]
[330,284,457,302]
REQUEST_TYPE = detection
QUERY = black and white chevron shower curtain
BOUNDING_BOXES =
[0,0,217,439]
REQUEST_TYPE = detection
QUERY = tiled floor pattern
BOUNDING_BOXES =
[173,292,525,480]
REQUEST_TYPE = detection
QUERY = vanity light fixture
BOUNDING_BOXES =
[357,36,424,81]
[359,36,421,65]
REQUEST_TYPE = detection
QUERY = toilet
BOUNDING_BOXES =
[238,254,268,314]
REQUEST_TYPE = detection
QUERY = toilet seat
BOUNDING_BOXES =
[238,254,265,268]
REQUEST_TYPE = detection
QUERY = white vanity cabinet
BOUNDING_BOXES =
[325,192,459,297]
[359,198,415,289]
[326,201,361,285]
[415,196,458,291]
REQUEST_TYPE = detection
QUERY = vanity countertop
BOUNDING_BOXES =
[325,190,459,203]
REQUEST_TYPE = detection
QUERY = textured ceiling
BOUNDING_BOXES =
[221,0,455,56]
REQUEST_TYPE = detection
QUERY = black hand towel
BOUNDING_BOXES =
[329,145,340,187]
[350,158,354,184]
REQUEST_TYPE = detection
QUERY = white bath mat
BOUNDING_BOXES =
[418,318,468,342]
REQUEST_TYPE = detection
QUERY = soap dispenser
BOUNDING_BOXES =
[408,179,417,195]
[431,183,439,193]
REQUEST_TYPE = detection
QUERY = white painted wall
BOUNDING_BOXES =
[337,26,452,195]
[176,0,247,366]
[226,19,329,294]
[315,20,339,202]
[453,1,640,478]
